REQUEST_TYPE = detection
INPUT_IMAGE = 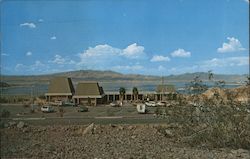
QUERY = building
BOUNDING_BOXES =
[45,77,75,102]
[73,82,105,106]
[155,84,176,101]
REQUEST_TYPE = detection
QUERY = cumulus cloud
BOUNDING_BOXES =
[26,51,32,56]
[201,56,249,68]
[171,49,191,57]
[15,61,48,72]
[78,43,147,70]
[121,43,146,59]
[49,54,75,65]
[50,36,57,40]
[217,37,246,53]
[20,22,36,28]
[150,55,170,62]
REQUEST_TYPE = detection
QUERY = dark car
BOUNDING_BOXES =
[78,106,88,112]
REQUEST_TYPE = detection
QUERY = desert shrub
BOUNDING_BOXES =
[0,97,8,103]
[59,107,64,117]
[1,109,10,118]
[154,107,161,115]
[179,105,250,149]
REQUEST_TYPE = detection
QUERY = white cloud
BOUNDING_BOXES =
[158,65,166,71]
[78,43,147,70]
[38,19,44,22]
[15,64,25,70]
[15,61,50,73]
[50,36,57,40]
[1,53,9,56]
[121,43,146,59]
[171,49,191,57]
[201,56,249,68]
[244,0,249,3]
[26,51,32,56]
[79,44,121,58]
[49,54,75,65]
[150,55,170,62]
[20,22,36,28]
[217,37,246,53]
[113,65,143,71]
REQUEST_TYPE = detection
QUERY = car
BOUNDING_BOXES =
[156,102,166,107]
[110,101,120,107]
[78,106,88,112]
[41,106,54,113]
[63,102,77,107]
[145,101,156,107]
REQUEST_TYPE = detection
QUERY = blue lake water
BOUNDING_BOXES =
[1,82,242,96]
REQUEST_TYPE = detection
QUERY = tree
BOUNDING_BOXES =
[215,80,226,88]
[132,87,139,101]
[186,75,208,94]
[245,76,250,86]
[119,87,126,103]
[208,70,214,81]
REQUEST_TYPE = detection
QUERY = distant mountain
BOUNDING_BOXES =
[1,70,247,86]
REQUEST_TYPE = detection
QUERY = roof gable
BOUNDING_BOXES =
[48,77,75,94]
[75,82,104,96]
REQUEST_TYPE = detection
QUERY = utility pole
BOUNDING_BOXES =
[161,76,165,101]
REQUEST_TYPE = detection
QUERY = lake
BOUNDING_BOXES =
[1,81,243,96]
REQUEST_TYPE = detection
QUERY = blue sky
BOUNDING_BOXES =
[1,0,249,75]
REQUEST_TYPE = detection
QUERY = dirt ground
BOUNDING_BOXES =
[1,86,249,158]
[1,123,250,159]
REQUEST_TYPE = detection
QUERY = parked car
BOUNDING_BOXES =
[63,102,77,107]
[137,103,147,114]
[41,106,54,113]
[156,101,166,107]
[110,101,120,107]
[145,101,156,107]
[78,106,88,112]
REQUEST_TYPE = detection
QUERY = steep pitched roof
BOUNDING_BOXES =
[74,82,104,97]
[47,77,75,95]
[156,84,176,93]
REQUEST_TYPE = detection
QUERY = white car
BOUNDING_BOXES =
[110,102,119,107]
[157,102,166,107]
[145,101,156,107]
[41,106,54,113]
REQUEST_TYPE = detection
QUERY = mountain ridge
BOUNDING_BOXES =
[1,70,248,86]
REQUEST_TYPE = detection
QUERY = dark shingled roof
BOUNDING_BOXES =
[75,82,104,96]
[47,77,75,94]
[156,84,176,93]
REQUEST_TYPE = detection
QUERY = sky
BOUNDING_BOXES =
[0,0,249,75]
